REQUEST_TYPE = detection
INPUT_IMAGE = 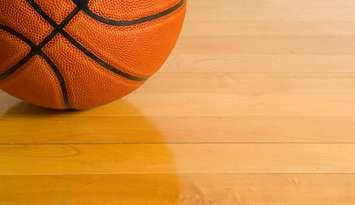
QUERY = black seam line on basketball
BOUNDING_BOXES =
[60,30,147,81]
[0,52,35,80]
[76,0,185,26]
[26,0,81,51]
[27,0,57,27]
[0,25,36,80]
[0,25,71,108]
[38,53,71,107]
[0,24,36,48]
[27,0,146,82]
[37,8,82,49]
[25,0,85,108]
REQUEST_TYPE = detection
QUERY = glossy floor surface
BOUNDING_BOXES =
[2,0,355,204]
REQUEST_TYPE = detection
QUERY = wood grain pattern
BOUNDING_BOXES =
[1,0,355,204]
[0,144,355,175]
[1,174,355,205]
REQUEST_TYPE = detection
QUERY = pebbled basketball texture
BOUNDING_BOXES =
[0,0,186,109]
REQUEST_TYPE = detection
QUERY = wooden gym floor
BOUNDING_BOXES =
[1,0,355,204]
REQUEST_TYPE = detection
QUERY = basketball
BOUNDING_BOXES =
[0,0,186,110]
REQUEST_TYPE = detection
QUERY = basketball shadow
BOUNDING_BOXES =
[0,100,181,205]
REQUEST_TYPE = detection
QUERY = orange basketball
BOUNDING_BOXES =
[0,0,186,109]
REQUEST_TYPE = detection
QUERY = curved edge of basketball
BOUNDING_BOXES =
[0,0,187,110]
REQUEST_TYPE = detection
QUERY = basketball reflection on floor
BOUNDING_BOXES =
[0,99,180,205]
